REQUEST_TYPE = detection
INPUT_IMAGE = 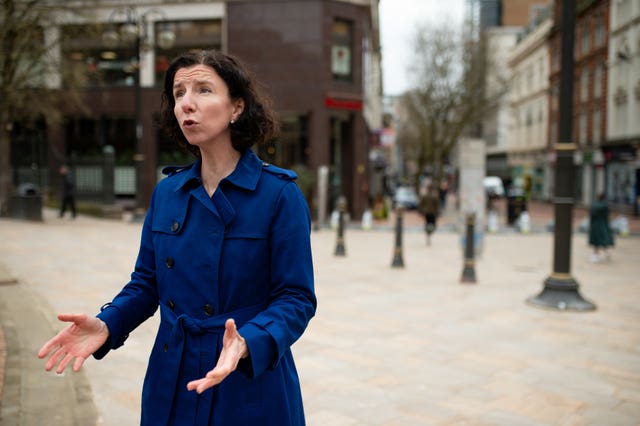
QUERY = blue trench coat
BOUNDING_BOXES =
[94,149,317,425]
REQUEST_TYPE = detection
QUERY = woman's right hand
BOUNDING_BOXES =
[37,313,109,374]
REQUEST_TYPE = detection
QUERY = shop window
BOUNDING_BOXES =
[61,23,140,88]
[331,19,353,82]
[258,114,309,169]
[65,117,135,163]
[61,20,221,88]
[154,20,222,85]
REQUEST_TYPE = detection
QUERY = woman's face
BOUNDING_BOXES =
[172,64,244,148]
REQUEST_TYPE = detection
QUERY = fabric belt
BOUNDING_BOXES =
[154,303,264,425]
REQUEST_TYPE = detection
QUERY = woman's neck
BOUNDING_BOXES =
[199,144,241,197]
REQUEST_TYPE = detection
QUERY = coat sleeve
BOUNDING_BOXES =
[93,189,160,359]
[238,181,317,377]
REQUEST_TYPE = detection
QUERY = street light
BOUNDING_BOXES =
[526,0,595,311]
[103,7,175,219]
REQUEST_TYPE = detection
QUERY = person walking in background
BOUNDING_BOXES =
[419,184,440,245]
[58,165,76,219]
[38,50,317,425]
[588,193,614,262]
[439,179,448,210]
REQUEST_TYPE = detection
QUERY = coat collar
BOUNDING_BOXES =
[172,149,262,192]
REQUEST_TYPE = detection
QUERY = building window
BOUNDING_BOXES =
[579,110,588,145]
[581,24,590,55]
[594,63,603,99]
[331,19,353,82]
[594,14,605,46]
[62,23,137,87]
[154,20,222,85]
[580,68,589,102]
[552,43,560,72]
[258,114,309,169]
[65,117,135,162]
[592,107,601,145]
[550,120,557,145]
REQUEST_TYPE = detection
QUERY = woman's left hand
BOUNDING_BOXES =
[186,318,248,394]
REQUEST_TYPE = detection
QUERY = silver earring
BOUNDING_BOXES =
[230,119,235,124]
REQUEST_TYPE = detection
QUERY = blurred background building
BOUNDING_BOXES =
[6,0,639,222]
[10,0,382,221]
[465,0,638,215]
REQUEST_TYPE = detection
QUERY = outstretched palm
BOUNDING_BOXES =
[38,313,109,374]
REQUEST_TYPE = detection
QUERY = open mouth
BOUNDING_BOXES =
[182,119,197,128]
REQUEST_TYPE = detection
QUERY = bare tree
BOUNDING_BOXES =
[395,21,500,188]
[0,0,91,215]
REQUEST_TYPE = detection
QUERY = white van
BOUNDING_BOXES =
[483,176,505,197]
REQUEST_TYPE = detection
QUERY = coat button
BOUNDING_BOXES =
[166,257,175,268]
[171,221,180,232]
[163,343,169,352]
[203,304,214,316]
[168,300,175,310]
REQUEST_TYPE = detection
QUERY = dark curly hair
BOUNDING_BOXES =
[159,50,278,156]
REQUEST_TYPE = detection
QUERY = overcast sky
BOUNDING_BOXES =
[379,0,466,96]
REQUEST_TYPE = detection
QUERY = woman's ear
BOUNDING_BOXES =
[233,99,245,120]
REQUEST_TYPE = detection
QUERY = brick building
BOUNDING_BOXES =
[548,0,609,206]
[14,0,382,221]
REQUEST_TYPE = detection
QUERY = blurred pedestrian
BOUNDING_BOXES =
[588,193,614,262]
[439,179,448,209]
[38,50,317,425]
[58,165,76,219]
[419,184,440,245]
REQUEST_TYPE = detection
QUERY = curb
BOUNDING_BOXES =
[0,272,98,425]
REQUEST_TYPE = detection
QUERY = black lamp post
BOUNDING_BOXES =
[527,0,595,311]
[103,7,175,219]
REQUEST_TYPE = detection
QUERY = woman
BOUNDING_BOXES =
[38,50,317,425]
[588,193,614,262]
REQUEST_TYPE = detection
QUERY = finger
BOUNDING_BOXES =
[57,313,83,323]
[73,357,85,372]
[38,339,58,358]
[206,366,229,380]
[187,378,205,391]
[197,378,216,394]
[44,347,65,372]
[224,319,237,339]
[56,353,74,374]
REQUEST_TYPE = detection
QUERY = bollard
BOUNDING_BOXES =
[361,208,373,230]
[487,209,499,233]
[518,211,531,233]
[391,205,405,268]
[460,213,477,283]
[334,196,347,256]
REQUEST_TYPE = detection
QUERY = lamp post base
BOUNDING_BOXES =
[527,274,596,311]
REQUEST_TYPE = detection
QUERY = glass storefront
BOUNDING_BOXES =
[61,19,222,88]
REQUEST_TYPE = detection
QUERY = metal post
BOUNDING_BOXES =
[461,213,476,283]
[102,145,115,205]
[334,196,347,256]
[391,206,405,268]
[527,0,595,311]
[132,34,146,221]
[103,7,175,221]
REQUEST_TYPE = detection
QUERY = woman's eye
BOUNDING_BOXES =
[200,87,212,93]
[174,91,184,98]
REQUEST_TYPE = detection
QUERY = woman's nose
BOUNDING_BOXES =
[179,92,195,112]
